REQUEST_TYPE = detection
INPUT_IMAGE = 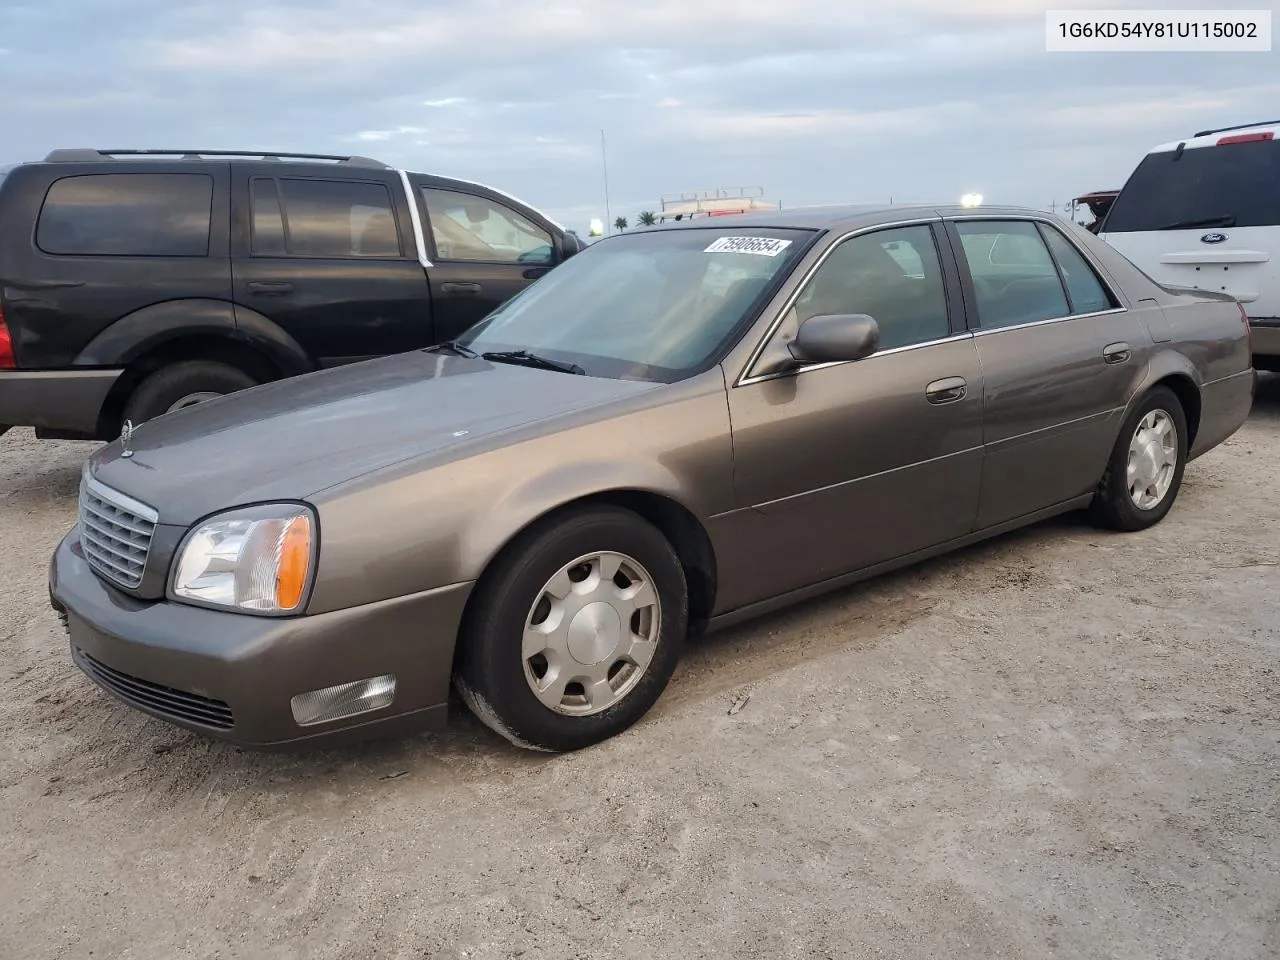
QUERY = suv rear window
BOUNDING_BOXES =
[36,173,214,257]
[1103,139,1280,232]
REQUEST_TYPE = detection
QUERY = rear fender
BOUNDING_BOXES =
[74,299,313,376]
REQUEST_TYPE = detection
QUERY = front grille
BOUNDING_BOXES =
[75,647,235,730]
[78,474,158,589]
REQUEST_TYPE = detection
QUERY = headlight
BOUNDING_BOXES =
[170,503,317,615]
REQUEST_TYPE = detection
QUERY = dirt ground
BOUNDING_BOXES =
[1,380,1277,960]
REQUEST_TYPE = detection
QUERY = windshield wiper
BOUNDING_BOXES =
[1156,214,1236,231]
[481,350,585,375]
[426,340,478,358]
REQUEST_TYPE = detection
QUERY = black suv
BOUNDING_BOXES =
[0,149,584,441]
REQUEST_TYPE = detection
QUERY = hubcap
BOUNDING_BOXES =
[1127,409,1178,510]
[166,391,223,414]
[522,551,661,716]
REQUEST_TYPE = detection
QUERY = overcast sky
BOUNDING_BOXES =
[2,0,1277,232]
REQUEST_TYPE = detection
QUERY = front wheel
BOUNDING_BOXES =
[455,505,688,752]
[1089,385,1189,532]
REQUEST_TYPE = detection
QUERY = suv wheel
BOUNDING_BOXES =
[122,361,258,424]
[455,505,688,752]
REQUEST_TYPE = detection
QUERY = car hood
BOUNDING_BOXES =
[87,351,661,524]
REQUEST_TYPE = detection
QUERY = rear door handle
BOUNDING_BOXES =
[246,281,293,296]
[441,282,482,295]
[1103,342,1131,364]
[925,376,967,404]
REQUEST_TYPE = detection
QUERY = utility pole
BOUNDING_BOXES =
[601,129,612,235]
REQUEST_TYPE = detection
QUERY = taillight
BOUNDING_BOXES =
[0,304,14,369]
[1217,131,1274,145]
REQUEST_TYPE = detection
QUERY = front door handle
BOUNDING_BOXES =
[441,281,482,295]
[1102,342,1131,364]
[925,376,967,404]
[246,281,293,296]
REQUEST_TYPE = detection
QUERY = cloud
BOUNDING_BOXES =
[1,0,1275,234]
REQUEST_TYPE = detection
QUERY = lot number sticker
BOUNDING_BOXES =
[704,236,792,257]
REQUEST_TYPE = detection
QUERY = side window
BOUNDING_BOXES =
[36,173,213,257]
[954,221,1070,330]
[420,187,553,265]
[1040,226,1116,315]
[271,178,402,259]
[793,224,950,351]
[249,178,286,256]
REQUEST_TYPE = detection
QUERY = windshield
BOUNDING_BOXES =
[453,226,815,381]
[1103,139,1280,233]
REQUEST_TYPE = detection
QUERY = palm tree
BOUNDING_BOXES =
[614,216,628,232]
[637,211,657,226]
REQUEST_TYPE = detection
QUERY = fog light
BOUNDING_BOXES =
[290,674,396,727]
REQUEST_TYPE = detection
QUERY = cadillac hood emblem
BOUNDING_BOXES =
[120,420,135,458]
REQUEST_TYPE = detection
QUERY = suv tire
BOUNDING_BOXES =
[122,361,258,425]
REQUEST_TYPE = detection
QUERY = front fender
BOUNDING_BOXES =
[458,459,702,578]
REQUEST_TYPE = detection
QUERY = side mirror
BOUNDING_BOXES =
[556,232,585,262]
[789,313,880,364]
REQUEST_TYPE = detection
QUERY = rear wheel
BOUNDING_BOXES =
[122,361,258,425]
[455,505,687,752]
[1089,385,1188,531]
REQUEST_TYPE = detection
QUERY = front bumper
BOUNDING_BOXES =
[0,368,123,434]
[49,529,474,748]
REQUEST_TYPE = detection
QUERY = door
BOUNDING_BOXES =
[725,222,984,600]
[230,171,433,366]
[410,177,560,342]
[946,218,1151,529]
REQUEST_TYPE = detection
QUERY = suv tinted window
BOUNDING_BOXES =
[36,173,213,257]
[955,221,1070,330]
[794,224,950,350]
[420,187,554,264]
[1104,139,1280,232]
[271,178,402,259]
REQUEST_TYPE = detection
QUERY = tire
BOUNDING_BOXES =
[1089,385,1189,532]
[122,361,258,425]
[455,505,688,752]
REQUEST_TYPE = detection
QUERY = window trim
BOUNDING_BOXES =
[250,175,408,261]
[736,217,966,387]
[942,215,1127,336]
[418,185,556,267]
[34,171,215,259]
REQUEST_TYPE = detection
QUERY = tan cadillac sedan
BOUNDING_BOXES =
[49,205,1255,752]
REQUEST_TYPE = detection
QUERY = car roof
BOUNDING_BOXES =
[631,203,1063,234]
[1147,120,1280,153]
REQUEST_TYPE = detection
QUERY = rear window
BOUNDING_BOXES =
[36,173,213,257]
[1103,138,1280,233]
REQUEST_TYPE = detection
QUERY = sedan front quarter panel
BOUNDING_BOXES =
[303,373,736,615]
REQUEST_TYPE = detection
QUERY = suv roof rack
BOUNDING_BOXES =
[42,148,391,169]
[1191,120,1280,138]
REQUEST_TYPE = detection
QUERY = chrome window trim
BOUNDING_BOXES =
[397,169,433,268]
[969,306,1128,337]
[81,470,160,524]
[734,216,943,387]
[739,332,975,387]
